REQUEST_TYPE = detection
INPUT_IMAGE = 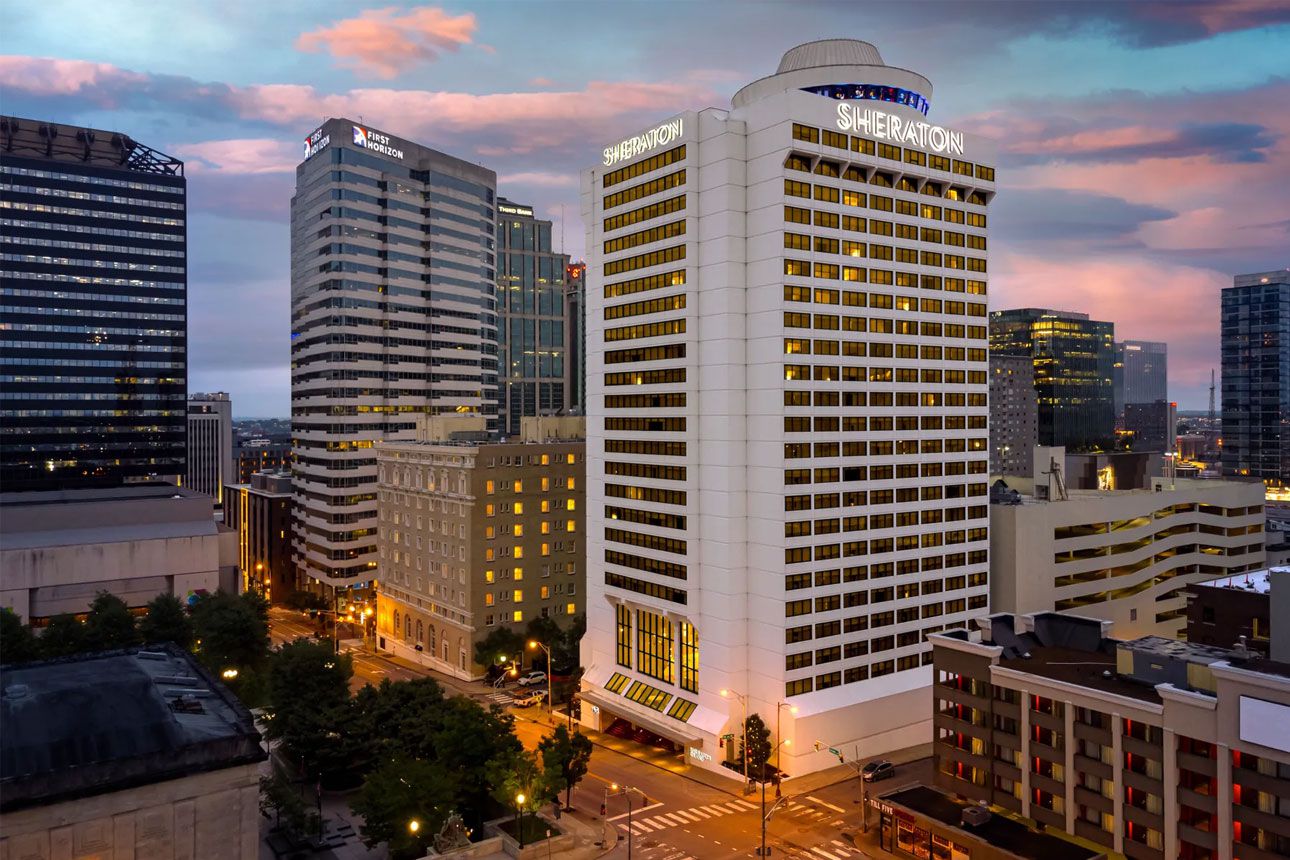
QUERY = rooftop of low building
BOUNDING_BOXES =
[0,644,264,811]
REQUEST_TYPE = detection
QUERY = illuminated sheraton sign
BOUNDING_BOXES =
[836,104,964,156]
[603,118,684,166]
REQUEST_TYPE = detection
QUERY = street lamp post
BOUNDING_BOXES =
[516,792,526,849]
[719,688,751,793]
[774,702,797,799]
[606,783,642,860]
[528,639,554,719]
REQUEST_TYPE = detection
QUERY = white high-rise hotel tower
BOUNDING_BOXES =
[579,40,996,777]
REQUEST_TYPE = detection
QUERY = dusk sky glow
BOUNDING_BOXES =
[3,0,1287,415]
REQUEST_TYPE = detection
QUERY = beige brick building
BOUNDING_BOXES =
[375,417,585,680]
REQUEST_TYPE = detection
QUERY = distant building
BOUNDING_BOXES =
[565,261,587,416]
[990,454,1266,639]
[990,353,1038,476]
[223,470,295,601]
[0,485,237,624]
[186,393,233,506]
[1062,449,1160,491]
[0,645,265,858]
[1123,399,1177,453]
[0,117,187,491]
[1221,270,1290,484]
[234,437,291,483]
[1184,567,1289,658]
[931,612,1290,860]
[1114,340,1168,425]
[991,309,1115,451]
[375,416,585,680]
[495,199,581,437]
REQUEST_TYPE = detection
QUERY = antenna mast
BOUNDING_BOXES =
[1208,368,1216,424]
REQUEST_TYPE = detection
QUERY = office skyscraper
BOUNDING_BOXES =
[0,116,187,490]
[290,119,497,593]
[579,40,995,777]
[495,198,579,436]
[565,261,587,416]
[1222,270,1290,483]
[186,392,233,506]
[991,308,1115,451]
[1113,339,1167,422]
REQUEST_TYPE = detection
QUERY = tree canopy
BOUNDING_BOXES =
[745,713,772,779]
[138,593,193,648]
[0,608,40,664]
[191,590,270,673]
[350,757,458,860]
[84,591,140,651]
[263,639,353,775]
[538,725,592,810]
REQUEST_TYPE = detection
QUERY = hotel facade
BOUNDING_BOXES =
[579,40,996,776]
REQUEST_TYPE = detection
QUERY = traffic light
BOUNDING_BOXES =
[600,803,607,817]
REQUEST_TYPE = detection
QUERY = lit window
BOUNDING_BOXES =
[540,586,550,599]
[485,569,495,583]
[485,593,495,606]
[514,567,524,580]
[567,603,577,615]
[514,590,523,603]
[566,520,576,533]
[514,480,523,493]
[541,500,551,513]
[566,499,576,511]
[514,523,525,537]
[485,480,495,494]
[515,546,524,559]
[513,610,524,623]
[566,454,575,464]
[541,454,550,465]
[514,502,524,514]
[541,477,551,491]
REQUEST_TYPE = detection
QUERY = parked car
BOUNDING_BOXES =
[862,760,895,783]
[512,691,547,708]
[517,671,547,687]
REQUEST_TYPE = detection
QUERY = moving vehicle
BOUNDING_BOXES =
[512,690,547,708]
[517,670,547,687]
[862,760,895,783]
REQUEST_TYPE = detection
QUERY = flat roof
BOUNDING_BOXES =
[999,645,1161,704]
[0,645,265,811]
[882,785,1100,860]
[1194,568,1281,594]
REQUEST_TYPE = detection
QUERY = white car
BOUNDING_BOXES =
[517,671,547,687]
[512,691,547,708]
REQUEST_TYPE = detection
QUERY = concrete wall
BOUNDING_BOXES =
[0,762,261,860]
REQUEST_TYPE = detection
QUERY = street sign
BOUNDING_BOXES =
[827,746,840,756]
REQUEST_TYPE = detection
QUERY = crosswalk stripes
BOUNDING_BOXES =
[616,797,759,835]
[486,691,513,705]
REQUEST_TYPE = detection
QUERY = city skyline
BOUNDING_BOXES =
[2,0,1289,415]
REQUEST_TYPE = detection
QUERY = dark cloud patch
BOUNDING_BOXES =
[992,188,1174,244]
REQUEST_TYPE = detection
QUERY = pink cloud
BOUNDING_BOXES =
[173,138,299,174]
[0,56,145,101]
[498,170,578,188]
[296,6,478,79]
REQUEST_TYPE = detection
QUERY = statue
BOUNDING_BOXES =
[433,812,472,853]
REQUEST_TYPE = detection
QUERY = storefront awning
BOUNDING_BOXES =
[579,688,703,749]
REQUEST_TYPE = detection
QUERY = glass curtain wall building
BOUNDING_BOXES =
[290,119,497,593]
[0,116,186,491]
[495,198,578,436]
[991,308,1115,452]
[1222,270,1290,484]
[579,39,996,778]
[1113,339,1167,424]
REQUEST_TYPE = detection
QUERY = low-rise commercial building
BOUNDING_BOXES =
[222,469,295,600]
[234,437,291,484]
[374,417,585,680]
[991,454,1265,640]
[0,645,265,859]
[1185,568,1289,659]
[0,485,238,624]
[931,612,1290,860]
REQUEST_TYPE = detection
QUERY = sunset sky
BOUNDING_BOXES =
[3,0,1287,415]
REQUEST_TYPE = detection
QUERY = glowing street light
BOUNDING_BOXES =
[221,668,239,680]
[408,820,420,834]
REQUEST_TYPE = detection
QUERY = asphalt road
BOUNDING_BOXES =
[268,608,924,859]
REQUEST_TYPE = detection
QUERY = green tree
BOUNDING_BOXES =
[473,625,525,672]
[350,757,458,860]
[259,771,319,841]
[744,714,772,781]
[264,639,353,775]
[485,747,552,847]
[191,590,269,673]
[538,725,592,810]
[40,614,88,657]
[0,608,40,664]
[138,593,193,648]
[556,613,586,673]
[83,592,139,651]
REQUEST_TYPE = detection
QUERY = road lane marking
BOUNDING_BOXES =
[722,802,747,813]
[832,840,851,848]
[607,800,662,821]
[732,799,757,810]
[811,848,844,860]
[699,804,729,816]
[685,807,712,819]
[809,796,848,813]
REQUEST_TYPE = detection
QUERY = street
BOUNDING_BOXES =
[267,607,927,860]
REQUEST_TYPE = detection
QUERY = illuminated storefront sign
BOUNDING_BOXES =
[303,127,330,160]
[688,747,713,763]
[603,118,684,166]
[353,125,405,160]
[499,203,534,217]
[836,104,964,156]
